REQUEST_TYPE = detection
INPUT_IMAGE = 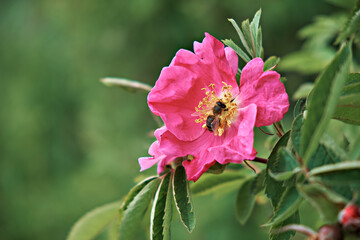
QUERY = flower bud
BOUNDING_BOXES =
[338,203,360,234]
[316,224,343,240]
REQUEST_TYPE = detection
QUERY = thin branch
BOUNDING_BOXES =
[258,127,274,135]
[273,224,316,237]
[273,123,283,138]
[100,77,153,92]
[252,157,268,164]
[244,160,259,173]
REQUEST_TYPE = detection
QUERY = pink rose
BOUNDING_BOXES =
[140,33,289,181]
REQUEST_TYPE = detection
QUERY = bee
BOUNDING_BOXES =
[206,101,227,132]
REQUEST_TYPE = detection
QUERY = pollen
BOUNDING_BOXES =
[193,82,238,136]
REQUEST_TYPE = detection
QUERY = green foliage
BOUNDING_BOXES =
[336,0,360,43]
[307,142,341,170]
[235,171,265,225]
[301,42,352,165]
[206,162,227,174]
[265,186,303,227]
[222,39,251,63]
[325,0,356,9]
[290,115,303,155]
[297,184,347,223]
[122,177,158,211]
[119,179,160,240]
[173,166,195,233]
[293,99,306,118]
[162,176,173,240]
[333,73,360,125]
[269,212,300,240]
[280,14,347,74]
[226,9,263,63]
[151,173,173,240]
[191,170,249,196]
[265,132,291,207]
[309,161,360,184]
[251,9,262,58]
[348,134,360,159]
[268,148,300,181]
[66,201,122,240]
[292,83,314,100]
[263,56,280,72]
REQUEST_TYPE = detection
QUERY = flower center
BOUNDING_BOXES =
[193,82,238,136]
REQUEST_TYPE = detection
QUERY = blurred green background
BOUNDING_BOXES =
[0,0,351,239]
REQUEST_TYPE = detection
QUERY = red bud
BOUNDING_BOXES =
[316,224,343,240]
[338,203,360,234]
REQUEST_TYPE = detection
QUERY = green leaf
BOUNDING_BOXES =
[349,134,360,159]
[297,184,347,223]
[342,73,360,94]
[250,9,262,57]
[206,162,227,174]
[151,173,173,240]
[107,215,121,240]
[256,27,263,58]
[100,78,152,92]
[269,168,301,182]
[325,0,356,9]
[265,131,291,207]
[321,134,348,160]
[241,19,255,57]
[269,148,301,181]
[333,74,360,125]
[191,170,248,196]
[163,175,173,240]
[235,171,265,225]
[119,178,160,240]
[263,56,280,71]
[292,83,314,100]
[333,94,360,125]
[336,1,360,44]
[279,50,335,74]
[269,212,300,240]
[250,9,261,40]
[222,39,251,63]
[293,99,306,118]
[67,201,122,240]
[290,115,303,156]
[228,19,253,57]
[173,166,195,232]
[307,142,341,170]
[309,161,360,184]
[301,42,352,165]
[121,176,158,211]
[264,186,303,227]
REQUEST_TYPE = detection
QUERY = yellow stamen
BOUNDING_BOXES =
[193,82,238,136]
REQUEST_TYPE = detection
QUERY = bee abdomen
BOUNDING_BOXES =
[206,115,215,132]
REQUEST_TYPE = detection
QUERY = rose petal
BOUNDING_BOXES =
[194,32,226,60]
[239,58,289,127]
[138,141,164,171]
[225,47,238,76]
[138,156,163,172]
[158,104,258,181]
[182,152,216,182]
[138,127,175,174]
[148,34,239,141]
[239,58,264,88]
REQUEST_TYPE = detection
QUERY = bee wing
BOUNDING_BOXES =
[191,111,202,117]
[211,117,221,132]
